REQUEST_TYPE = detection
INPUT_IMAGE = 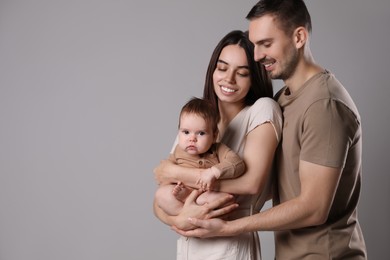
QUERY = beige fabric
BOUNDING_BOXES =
[170,142,246,179]
[176,97,283,260]
[274,71,367,259]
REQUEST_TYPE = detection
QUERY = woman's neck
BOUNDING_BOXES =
[217,101,245,137]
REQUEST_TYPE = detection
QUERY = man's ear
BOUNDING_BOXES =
[294,26,308,49]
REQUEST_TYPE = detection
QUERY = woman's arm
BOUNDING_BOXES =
[153,189,239,230]
[217,122,278,195]
[153,120,278,229]
[154,122,278,194]
[154,159,203,189]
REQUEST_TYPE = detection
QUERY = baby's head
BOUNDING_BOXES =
[178,97,220,155]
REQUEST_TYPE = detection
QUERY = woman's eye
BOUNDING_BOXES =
[238,71,249,77]
[238,72,249,77]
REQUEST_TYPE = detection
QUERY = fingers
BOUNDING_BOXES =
[185,189,204,204]
[202,194,238,219]
[172,218,221,238]
[172,221,206,238]
[205,193,234,209]
[196,179,207,191]
[172,225,195,237]
[188,217,206,228]
[198,182,211,191]
[207,203,238,219]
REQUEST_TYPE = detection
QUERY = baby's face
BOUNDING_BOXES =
[178,113,215,155]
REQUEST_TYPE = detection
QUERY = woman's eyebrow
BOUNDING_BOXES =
[217,59,228,65]
[217,59,249,69]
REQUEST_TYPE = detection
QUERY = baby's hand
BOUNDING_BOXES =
[196,167,220,191]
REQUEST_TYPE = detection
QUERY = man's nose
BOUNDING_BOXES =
[254,46,265,62]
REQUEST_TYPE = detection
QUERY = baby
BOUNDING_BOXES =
[155,97,245,215]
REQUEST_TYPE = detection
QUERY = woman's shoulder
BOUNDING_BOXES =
[249,97,281,114]
[247,97,283,141]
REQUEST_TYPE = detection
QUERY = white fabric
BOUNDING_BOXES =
[176,97,283,260]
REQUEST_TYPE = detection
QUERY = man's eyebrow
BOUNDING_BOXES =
[217,59,249,70]
[255,38,273,45]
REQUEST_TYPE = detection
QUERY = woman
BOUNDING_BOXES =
[154,30,282,260]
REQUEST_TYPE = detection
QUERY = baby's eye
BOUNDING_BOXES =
[183,130,190,135]
[198,131,206,136]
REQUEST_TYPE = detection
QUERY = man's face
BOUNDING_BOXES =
[249,14,299,81]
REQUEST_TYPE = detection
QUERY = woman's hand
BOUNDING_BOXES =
[172,189,238,231]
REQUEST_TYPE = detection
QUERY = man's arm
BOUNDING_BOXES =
[174,160,341,238]
[239,160,342,230]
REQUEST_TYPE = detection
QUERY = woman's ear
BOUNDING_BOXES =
[294,26,308,49]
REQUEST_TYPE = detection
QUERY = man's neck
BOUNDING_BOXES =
[284,54,323,93]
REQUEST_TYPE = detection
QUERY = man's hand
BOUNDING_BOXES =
[172,217,228,238]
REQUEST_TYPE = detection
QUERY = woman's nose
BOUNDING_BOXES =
[225,70,236,83]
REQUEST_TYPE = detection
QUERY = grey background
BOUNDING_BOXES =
[0,0,388,259]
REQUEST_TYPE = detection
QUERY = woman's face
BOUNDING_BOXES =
[213,44,252,105]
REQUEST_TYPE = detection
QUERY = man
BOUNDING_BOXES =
[174,0,367,259]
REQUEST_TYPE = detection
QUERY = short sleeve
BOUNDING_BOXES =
[300,99,360,168]
[247,98,283,142]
